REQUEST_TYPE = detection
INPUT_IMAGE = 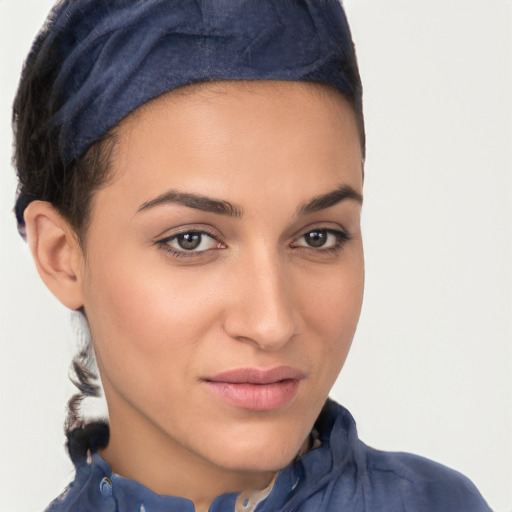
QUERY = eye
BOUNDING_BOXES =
[157,230,224,256]
[291,228,350,251]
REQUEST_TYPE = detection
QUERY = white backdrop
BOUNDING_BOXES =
[1,1,511,511]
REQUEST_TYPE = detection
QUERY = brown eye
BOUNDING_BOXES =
[292,228,350,251]
[176,232,202,250]
[160,231,221,254]
[303,230,329,247]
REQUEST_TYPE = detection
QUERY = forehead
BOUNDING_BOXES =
[124,79,358,134]
[91,80,363,219]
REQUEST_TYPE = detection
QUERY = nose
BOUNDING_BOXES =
[222,249,301,351]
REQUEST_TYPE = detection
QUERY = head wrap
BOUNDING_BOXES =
[28,0,362,165]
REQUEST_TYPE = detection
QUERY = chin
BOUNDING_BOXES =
[188,392,328,474]
[203,418,312,473]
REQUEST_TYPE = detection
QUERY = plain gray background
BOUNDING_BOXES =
[1,1,511,511]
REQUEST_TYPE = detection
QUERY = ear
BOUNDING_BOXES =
[24,201,84,310]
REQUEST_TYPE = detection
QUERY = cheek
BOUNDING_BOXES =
[298,248,364,366]
[81,247,220,388]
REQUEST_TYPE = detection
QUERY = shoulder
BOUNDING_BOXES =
[358,443,492,511]
[307,400,491,512]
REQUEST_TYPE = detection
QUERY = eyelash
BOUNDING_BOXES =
[156,227,222,258]
[290,228,352,254]
[155,227,352,258]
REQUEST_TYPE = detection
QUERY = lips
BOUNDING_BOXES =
[204,366,305,411]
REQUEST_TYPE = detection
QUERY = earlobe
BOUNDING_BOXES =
[24,201,84,310]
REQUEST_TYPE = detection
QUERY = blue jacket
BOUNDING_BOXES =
[46,399,491,511]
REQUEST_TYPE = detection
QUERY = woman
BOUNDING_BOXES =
[4,0,497,511]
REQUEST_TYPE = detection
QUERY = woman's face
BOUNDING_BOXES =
[79,81,364,484]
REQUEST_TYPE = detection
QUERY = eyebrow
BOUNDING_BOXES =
[137,184,362,217]
[137,190,244,217]
[297,185,363,215]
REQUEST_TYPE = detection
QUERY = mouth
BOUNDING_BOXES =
[204,366,305,411]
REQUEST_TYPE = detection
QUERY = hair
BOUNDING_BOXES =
[12,0,365,441]
[12,26,117,245]
[12,8,117,437]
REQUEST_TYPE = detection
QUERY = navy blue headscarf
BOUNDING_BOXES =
[26,0,363,165]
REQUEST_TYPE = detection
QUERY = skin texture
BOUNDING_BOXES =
[24,81,364,511]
